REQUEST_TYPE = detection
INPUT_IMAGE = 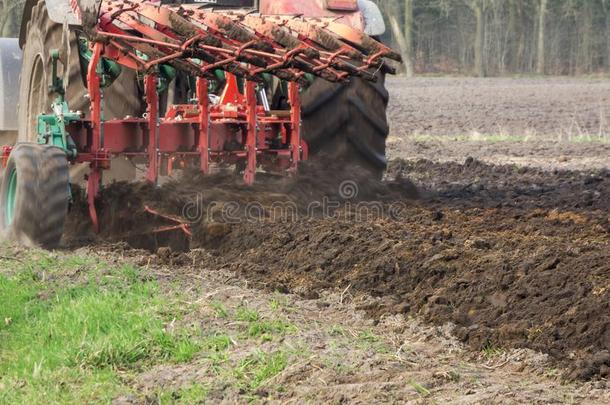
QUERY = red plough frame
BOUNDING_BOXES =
[54,1,401,231]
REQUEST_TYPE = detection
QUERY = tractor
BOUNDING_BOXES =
[0,0,398,248]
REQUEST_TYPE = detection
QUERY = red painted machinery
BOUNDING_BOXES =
[1,0,399,248]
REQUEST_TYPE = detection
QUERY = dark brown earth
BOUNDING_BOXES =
[65,156,610,381]
[63,77,610,382]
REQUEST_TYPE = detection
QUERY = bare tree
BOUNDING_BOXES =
[537,0,548,74]
[403,0,415,76]
[602,0,610,68]
[0,0,24,37]
[380,0,608,76]
[384,0,411,75]
[466,0,489,77]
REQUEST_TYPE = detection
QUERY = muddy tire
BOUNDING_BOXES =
[0,144,69,249]
[18,0,143,182]
[300,73,390,179]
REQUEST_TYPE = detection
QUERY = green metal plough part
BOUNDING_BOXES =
[36,43,125,157]
[37,50,81,158]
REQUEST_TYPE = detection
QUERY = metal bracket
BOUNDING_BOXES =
[37,50,80,157]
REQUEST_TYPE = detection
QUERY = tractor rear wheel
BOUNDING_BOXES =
[18,0,144,182]
[300,73,389,179]
[0,144,69,249]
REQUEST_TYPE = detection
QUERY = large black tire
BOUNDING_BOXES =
[0,144,69,249]
[300,74,390,179]
[18,0,144,182]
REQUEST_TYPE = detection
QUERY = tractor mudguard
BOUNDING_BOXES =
[76,0,103,35]
[260,0,385,35]
[19,0,82,48]
[357,0,386,36]
[0,38,22,144]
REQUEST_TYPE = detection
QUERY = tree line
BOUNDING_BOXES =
[0,0,22,37]
[1,1,608,76]
[380,0,610,76]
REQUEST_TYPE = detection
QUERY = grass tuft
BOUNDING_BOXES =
[157,383,209,405]
[209,301,229,319]
[409,380,431,397]
[481,342,505,359]
[235,350,288,391]
[235,306,260,322]
[247,320,296,341]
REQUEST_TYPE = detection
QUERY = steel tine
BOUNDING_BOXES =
[126,3,259,79]
[265,15,363,60]
[230,14,320,60]
[314,19,403,62]
[180,8,274,54]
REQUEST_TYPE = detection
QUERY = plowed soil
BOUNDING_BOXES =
[64,77,610,382]
[65,157,610,381]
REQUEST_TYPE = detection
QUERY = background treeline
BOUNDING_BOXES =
[380,0,610,76]
[1,0,608,75]
[0,0,23,37]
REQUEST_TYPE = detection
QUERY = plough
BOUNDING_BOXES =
[1,0,399,248]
